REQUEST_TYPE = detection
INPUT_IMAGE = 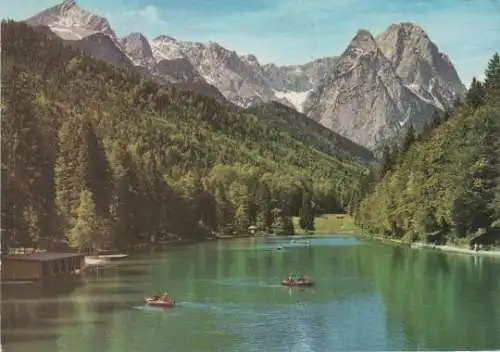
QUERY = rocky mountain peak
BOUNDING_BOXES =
[150,35,185,61]
[153,35,178,44]
[388,22,428,37]
[240,53,260,67]
[347,29,378,53]
[375,22,466,109]
[59,0,78,11]
[119,32,154,66]
[25,0,116,40]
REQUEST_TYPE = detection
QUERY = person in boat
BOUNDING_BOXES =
[298,274,306,283]
[287,275,294,283]
[152,294,161,301]
[160,292,170,301]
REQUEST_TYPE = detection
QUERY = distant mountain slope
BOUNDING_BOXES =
[247,102,374,163]
[66,32,136,70]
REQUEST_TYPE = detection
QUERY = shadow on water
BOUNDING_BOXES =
[83,287,143,295]
[1,278,83,337]
[88,267,150,278]
[2,331,61,345]
[1,276,83,300]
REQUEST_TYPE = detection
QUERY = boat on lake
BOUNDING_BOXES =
[281,277,314,287]
[144,294,175,308]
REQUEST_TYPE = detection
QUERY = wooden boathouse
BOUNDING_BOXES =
[1,252,85,281]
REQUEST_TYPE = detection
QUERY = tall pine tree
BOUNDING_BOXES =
[484,52,500,103]
[466,77,486,109]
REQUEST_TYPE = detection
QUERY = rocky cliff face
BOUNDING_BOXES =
[165,40,277,107]
[118,32,154,67]
[303,26,464,149]
[375,23,466,109]
[66,33,136,71]
[262,57,339,92]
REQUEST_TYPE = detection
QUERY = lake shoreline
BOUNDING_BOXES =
[356,233,500,258]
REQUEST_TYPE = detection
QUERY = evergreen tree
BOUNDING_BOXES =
[23,205,41,247]
[68,189,100,252]
[54,115,86,225]
[378,145,393,179]
[1,69,48,248]
[400,124,416,154]
[214,186,234,236]
[419,121,432,139]
[484,52,500,103]
[109,147,139,246]
[84,117,112,217]
[255,182,272,232]
[299,190,315,231]
[466,77,486,109]
[281,216,295,236]
[429,110,442,129]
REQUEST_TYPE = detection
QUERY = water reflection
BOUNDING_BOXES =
[368,245,500,351]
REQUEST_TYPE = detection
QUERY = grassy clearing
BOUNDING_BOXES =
[293,213,360,235]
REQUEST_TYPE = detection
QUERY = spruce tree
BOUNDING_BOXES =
[255,182,272,232]
[83,117,112,217]
[430,110,442,129]
[401,124,416,154]
[378,145,392,179]
[299,191,315,231]
[466,77,485,108]
[484,52,500,103]
[68,189,99,252]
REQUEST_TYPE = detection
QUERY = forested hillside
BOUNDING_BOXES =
[355,53,500,244]
[247,102,374,163]
[1,21,369,253]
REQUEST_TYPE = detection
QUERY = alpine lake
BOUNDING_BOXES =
[2,235,500,352]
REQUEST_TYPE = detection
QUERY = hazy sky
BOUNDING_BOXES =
[2,0,500,86]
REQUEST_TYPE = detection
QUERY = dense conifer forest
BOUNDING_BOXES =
[1,21,371,253]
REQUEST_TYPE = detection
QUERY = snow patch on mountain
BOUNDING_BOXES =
[274,90,312,112]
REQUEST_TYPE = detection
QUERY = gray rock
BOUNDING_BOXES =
[262,57,339,93]
[303,29,438,149]
[25,0,116,40]
[303,25,465,150]
[375,22,466,109]
[118,32,154,67]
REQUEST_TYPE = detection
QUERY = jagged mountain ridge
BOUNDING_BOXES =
[22,0,335,110]
[24,0,226,101]
[303,27,466,149]
[23,0,466,150]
